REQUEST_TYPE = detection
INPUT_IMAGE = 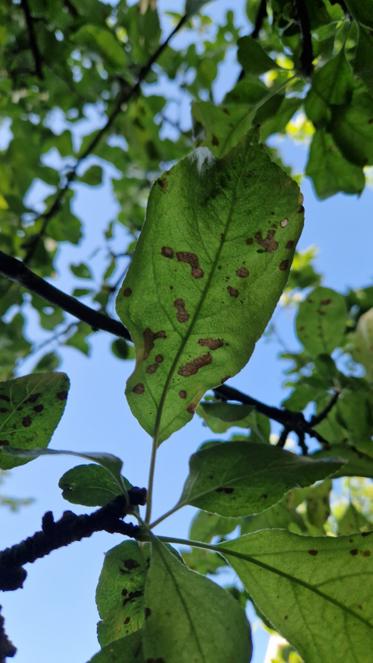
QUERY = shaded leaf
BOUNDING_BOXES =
[0,372,69,470]
[88,631,144,662]
[177,441,342,516]
[197,401,254,433]
[331,91,373,166]
[143,536,252,662]
[312,446,373,478]
[345,0,373,28]
[306,130,364,198]
[96,541,149,646]
[237,36,278,75]
[59,464,130,507]
[80,165,103,186]
[116,136,304,442]
[296,286,347,356]
[221,529,373,663]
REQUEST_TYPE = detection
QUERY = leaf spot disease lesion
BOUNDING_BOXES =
[236,266,249,278]
[0,440,10,446]
[0,395,10,402]
[33,404,44,413]
[57,391,68,401]
[227,286,239,298]
[178,353,212,377]
[308,549,318,556]
[198,338,224,350]
[279,259,290,271]
[123,287,132,297]
[157,176,168,192]
[161,246,174,259]
[22,415,32,427]
[143,328,167,360]
[176,251,204,279]
[26,393,40,404]
[174,299,189,323]
[144,607,152,619]
[255,230,279,253]
[215,486,234,494]
[280,218,289,228]
[178,390,187,399]
[133,383,145,395]
[286,240,294,249]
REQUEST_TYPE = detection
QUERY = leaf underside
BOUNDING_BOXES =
[116,135,304,442]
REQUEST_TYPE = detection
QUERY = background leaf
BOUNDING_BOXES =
[222,529,373,663]
[88,632,144,662]
[59,464,131,507]
[0,372,69,469]
[296,286,347,356]
[116,137,304,442]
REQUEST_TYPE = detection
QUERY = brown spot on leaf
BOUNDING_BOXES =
[308,549,318,556]
[155,354,163,363]
[350,549,358,556]
[280,218,289,228]
[178,353,212,377]
[57,391,68,401]
[236,266,249,278]
[178,390,187,399]
[187,403,196,414]
[0,440,10,446]
[362,550,371,557]
[133,383,145,394]
[279,259,290,271]
[123,617,131,624]
[261,494,268,499]
[0,395,10,402]
[22,415,32,427]
[146,364,158,374]
[26,393,40,404]
[0,407,8,413]
[255,230,278,253]
[144,607,152,619]
[158,176,168,192]
[123,287,132,297]
[216,486,234,494]
[245,237,253,245]
[198,338,224,350]
[122,590,143,607]
[212,134,220,146]
[286,240,294,249]
[33,404,44,413]
[161,246,174,259]
[143,328,167,360]
[320,298,332,305]
[176,251,204,278]
[174,298,189,323]
[227,286,239,298]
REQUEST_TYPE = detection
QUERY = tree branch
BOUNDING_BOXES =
[0,251,131,341]
[20,0,44,80]
[293,0,314,75]
[23,13,188,264]
[251,0,268,39]
[0,607,16,662]
[309,390,340,426]
[0,488,146,592]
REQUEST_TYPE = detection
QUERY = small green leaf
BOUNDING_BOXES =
[354,27,373,90]
[177,441,342,516]
[221,530,373,663]
[296,287,348,356]
[190,509,239,541]
[88,632,144,662]
[331,91,373,166]
[59,464,130,507]
[306,130,364,198]
[70,262,93,279]
[345,0,373,28]
[198,401,253,433]
[72,25,127,69]
[237,36,278,75]
[96,541,149,646]
[338,503,372,535]
[185,0,214,16]
[0,372,69,470]
[80,165,103,186]
[312,446,373,478]
[143,536,252,662]
[351,308,373,379]
[311,51,353,106]
[116,136,304,442]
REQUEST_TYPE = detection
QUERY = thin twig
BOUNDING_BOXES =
[0,251,131,341]
[310,390,340,427]
[23,14,188,264]
[251,0,268,38]
[0,488,146,592]
[293,0,314,75]
[20,0,44,80]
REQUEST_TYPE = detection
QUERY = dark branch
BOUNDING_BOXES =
[0,607,16,662]
[20,0,44,80]
[251,0,268,39]
[0,488,146,592]
[293,0,314,75]
[23,14,188,264]
[0,251,131,341]
[310,390,340,426]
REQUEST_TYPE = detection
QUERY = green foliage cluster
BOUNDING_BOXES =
[0,0,372,661]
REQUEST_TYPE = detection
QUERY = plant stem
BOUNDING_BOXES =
[145,436,159,524]
[150,503,183,529]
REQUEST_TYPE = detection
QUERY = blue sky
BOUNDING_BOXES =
[1,1,372,662]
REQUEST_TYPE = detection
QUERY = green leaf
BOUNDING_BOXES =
[338,503,372,535]
[116,136,304,442]
[354,27,373,90]
[311,51,353,106]
[312,446,373,478]
[351,308,373,379]
[197,401,253,433]
[72,25,127,69]
[189,509,239,541]
[185,0,214,16]
[237,36,278,75]
[177,441,342,516]
[345,0,373,28]
[59,464,130,507]
[296,286,348,356]
[4,447,126,494]
[0,372,69,470]
[96,541,149,646]
[88,632,144,662]
[331,91,373,166]
[221,529,373,663]
[306,130,365,198]
[70,262,93,279]
[80,165,103,186]
[143,536,252,662]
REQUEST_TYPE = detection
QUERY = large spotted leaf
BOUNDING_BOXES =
[221,530,373,663]
[116,136,304,442]
[0,372,69,469]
